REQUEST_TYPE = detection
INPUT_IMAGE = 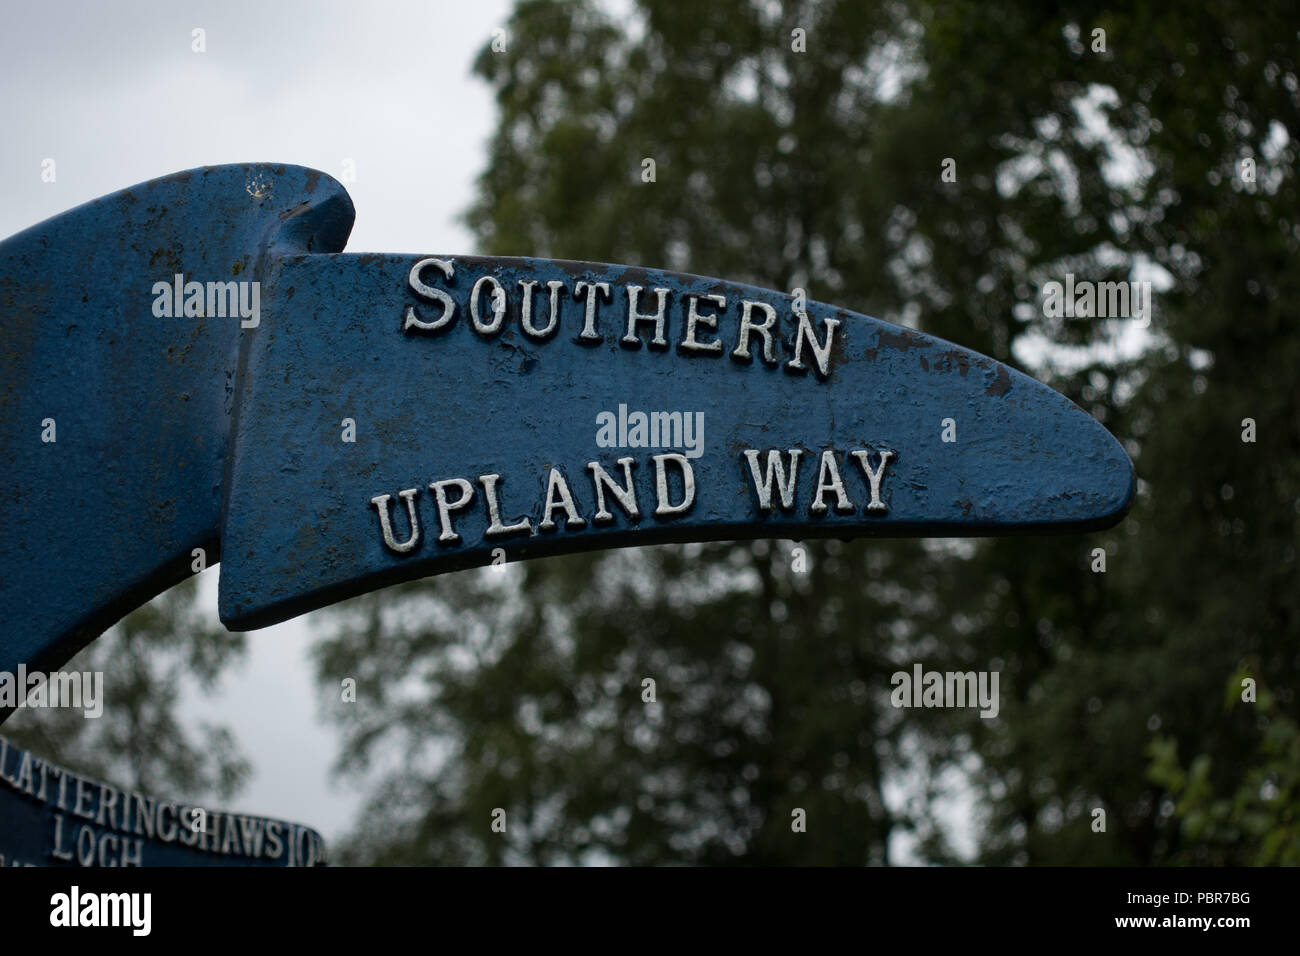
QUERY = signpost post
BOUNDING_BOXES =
[0,163,1134,865]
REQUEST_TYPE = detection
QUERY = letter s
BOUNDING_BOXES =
[404,258,456,332]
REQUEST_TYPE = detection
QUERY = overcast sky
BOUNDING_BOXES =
[0,0,515,843]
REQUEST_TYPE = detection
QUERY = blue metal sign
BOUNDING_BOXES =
[0,737,325,867]
[0,163,1134,690]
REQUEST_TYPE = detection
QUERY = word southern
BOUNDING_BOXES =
[370,446,894,554]
[403,258,842,379]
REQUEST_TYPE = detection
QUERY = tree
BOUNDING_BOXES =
[313,0,1299,865]
[1148,667,1300,866]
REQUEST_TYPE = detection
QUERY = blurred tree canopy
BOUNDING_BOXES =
[311,0,1299,865]
[1148,666,1300,866]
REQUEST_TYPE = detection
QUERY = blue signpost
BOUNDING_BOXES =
[0,163,1134,864]
[0,739,325,868]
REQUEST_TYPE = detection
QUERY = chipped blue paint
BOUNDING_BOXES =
[0,163,1134,704]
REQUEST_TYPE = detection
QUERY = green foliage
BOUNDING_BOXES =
[1148,668,1300,865]
[314,0,1297,865]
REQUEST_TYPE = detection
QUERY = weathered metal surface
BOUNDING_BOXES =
[0,164,352,710]
[0,736,325,866]
[221,253,1134,629]
[0,163,1135,696]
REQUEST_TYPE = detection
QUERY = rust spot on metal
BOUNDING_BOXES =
[877,327,927,353]
[931,349,972,377]
[986,364,1012,396]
